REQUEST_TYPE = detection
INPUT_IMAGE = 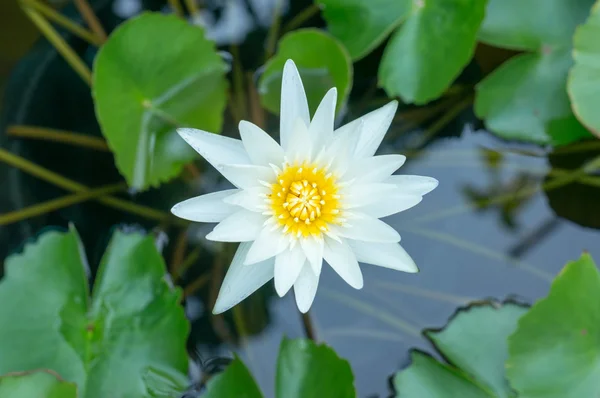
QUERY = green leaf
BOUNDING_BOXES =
[475,50,574,144]
[379,0,487,104]
[316,0,411,60]
[0,371,77,398]
[258,29,352,117]
[276,338,355,398]
[393,302,526,397]
[202,357,263,398]
[426,303,527,398]
[393,351,490,398]
[507,254,600,398]
[479,0,595,51]
[93,12,228,190]
[0,227,189,398]
[568,0,600,139]
[475,0,595,145]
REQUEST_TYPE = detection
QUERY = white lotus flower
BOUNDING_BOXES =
[172,59,437,314]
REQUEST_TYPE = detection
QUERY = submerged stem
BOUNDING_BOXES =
[300,310,317,341]
[0,148,183,225]
[20,0,102,45]
[7,125,109,151]
[282,4,320,33]
[21,6,92,85]
[0,183,126,226]
[265,0,283,59]
[73,0,107,42]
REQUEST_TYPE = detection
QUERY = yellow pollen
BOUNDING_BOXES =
[269,163,341,238]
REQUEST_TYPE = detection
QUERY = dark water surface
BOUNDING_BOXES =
[1,1,599,397]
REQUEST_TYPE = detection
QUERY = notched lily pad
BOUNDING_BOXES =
[0,370,77,398]
[93,12,228,190]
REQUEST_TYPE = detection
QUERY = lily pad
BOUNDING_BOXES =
[93,12,228,190]
[475,0,595,145]
[507,254,600,397]
[258,29,352,116]
[379,0,487,104]
[0,227,189,398]
[202,357,263,398]
[0,371,77,398]
[316,0,411,60]
[393,302,527,397]
[568,0,600,138]
[276,338,355,398]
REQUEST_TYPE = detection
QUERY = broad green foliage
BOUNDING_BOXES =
[93,12,228,190]
[379,0,487,104]
[318,0,486,104]
[393,303,526,397]
[568,0,600,138]
[203,338,355,398]
[507,254,600,397]
[276,338,355,398]
[476,0,595,145]
[0,371,77,398]
[258,29,352,116]
[0,227,189,398]
[316,0,411,60]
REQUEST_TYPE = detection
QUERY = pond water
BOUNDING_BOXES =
[1,0,599,397]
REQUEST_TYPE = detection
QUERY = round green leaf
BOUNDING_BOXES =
[276,338,355,398]
[479,0,595,51]
[393,351,490,398]
[507,254,600,398]
[0,227,189,398]
[379,0,487,104]
[569,0,600,138]
[0,371,77,398]
[316,0,411,60]
[475,50,574,144]
[426,303,527,398]
[93,12,228,190]
[258,29,352,117]
[202,357,263,398]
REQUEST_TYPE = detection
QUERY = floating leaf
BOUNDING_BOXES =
[379,0,487,104]
[93,12,228,190]
[568,0,600,138]
[0,227,189,398]
[276,338,355,398]
[507,254,600,397]
[316,0,411,60]
[393,302,526,397]
[202,357,263,398]
[0,371,77,398]
[475,0,595,145]
[258,29,352,116]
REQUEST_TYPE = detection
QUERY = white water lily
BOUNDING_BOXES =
[172,59,437,314]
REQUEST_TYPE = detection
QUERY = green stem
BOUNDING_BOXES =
[167,0,184,17]
[265,0,283,59]
[230,46,248,121]
[7,125,109,151]
[73,0,107,42]
[301,311,317,341]
[21,6,92,85]
[183,0,200,17]
[20,0,102,45]
[0,183,126,226]
[173,247,201,282]
[282,3,320,33]
[0,148,183,225]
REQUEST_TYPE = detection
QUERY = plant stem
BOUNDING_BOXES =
[300,310,316,341]
[282,3,320,33]
[20,0,102,45]
[414,93,474,147]
[0,183,126,226]
[21,6,92,85]
[265,0,283,59]
[0,148,184,225]
[246,71,266,128]
[168,0,184,17]
[183,273,210,297]
[7,125,109,151]
[230,46,248,121]
[183,0,200,17]
[73,0,107,42]
[173,247,201,282]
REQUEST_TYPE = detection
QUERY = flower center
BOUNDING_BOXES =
[269,163,341,238]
